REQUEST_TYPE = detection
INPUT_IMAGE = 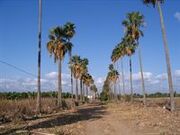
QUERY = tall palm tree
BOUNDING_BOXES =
[122,11,146,105]
[122,36,136,102]
[47,25,72,107]
[107,64,119,100]
[83,73,94,101]
[90,84,98,100]
[79,58,88,102]
[81,73,87,102]
[111,43,126,97]
[142,0,175,111]
[70,55,81,102]
[36,0,42,114]
[64,22,75,100]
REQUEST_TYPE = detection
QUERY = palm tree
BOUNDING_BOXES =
[111,43,126,97]
[107,64,119,100]
[122,11,146,105]
[90,84,98,100]
[122,36,136,102]
[36,0,42,114]
[142,0,175,111]
[79,58,88,102]
[70,55,81,102]
[64,22,75,100]
[47,25,72,107]
[81,73,86,102]
[83,73,94,101]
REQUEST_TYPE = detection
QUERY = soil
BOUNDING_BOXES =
[0,101,180,135]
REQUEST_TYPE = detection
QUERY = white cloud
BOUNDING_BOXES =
[156,73,167,80]
[1,70,180,93]
[45,72,70,80]
[174,12,180,21]
[175,70,180,77]
[45,72,58,79]
[132,72,153,81]
[95,77,105,84]
[0,71,71,92]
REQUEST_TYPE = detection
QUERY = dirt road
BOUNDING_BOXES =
[1,102,180,135]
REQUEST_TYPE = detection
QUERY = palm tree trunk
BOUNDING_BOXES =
[82,83,85,102]
[121,59,125,95]
[138,46,146,106]
[110,83,113,100]
[86,85,88,102]
[75,78,79,102]
[114,82,117,100]
[129,56,133,103]
[80,79,83,102]
[157,1,175,111]
[58,60,62,107]
[36,0,42,114]
[71,70,73,100]
[117,61,121,98]
[69,51,73,101]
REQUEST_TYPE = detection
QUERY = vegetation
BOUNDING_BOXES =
[69,55,89,102]
[0,91,73,100]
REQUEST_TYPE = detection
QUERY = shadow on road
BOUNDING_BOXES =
[28,105,107,130]
[1,104,107,135]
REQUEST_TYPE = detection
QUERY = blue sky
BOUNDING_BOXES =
[0,0,180,93]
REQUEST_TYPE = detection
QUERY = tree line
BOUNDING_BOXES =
[0,91,72,100]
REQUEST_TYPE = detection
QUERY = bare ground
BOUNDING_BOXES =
[0,101,180,135]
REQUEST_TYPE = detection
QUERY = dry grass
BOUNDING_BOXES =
[0,98,73,123]
[135,97,180,108]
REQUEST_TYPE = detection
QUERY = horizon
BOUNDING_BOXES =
[0,0,180,94]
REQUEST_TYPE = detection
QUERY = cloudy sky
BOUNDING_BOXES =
[0,0,180,94]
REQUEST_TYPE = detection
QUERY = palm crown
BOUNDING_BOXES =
[47,25,73,62]
[143,0,164,7]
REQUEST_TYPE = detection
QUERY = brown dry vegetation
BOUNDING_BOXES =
[0,98,73,123]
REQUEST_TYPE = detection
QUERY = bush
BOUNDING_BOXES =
[100,91,109,101]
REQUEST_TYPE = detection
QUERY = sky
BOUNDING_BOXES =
[0,0,180,93]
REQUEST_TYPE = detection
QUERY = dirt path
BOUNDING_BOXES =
[1,102,179,135]
[81,104,144,135]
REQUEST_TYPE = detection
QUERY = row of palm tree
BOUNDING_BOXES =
[111,11,145,103]
[36,0,97,113]
[108,0,175,111]
[69,55,96,102]
[36,0,175,112]
[46,23,97,107]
